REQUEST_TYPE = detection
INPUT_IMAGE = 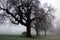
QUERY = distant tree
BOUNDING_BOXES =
[32,3,55,36]
[43,4,55,36]
[0,0,40,37]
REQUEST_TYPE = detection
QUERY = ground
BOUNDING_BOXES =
[0,35,60,40]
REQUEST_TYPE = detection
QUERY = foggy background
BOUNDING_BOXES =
[0,0,60,35]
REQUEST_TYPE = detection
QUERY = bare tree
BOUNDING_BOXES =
[32,3,55,36]
[0,0,40,37]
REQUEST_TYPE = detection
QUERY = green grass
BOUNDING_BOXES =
[0,35,60,40]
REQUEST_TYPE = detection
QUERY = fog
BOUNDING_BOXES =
[0,0,60,35]
[0,22,26,35]
[41,0,60,35]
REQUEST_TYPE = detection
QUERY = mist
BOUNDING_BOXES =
[0,23,26,35]
[0,0,60,36]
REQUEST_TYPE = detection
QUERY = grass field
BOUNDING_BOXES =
[0,35,60,40]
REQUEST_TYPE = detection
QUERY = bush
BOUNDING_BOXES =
[22,31,27,36]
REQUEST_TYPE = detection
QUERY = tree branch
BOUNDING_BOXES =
[0,7,27,26]
[30,17,36,22]
[23,17,27,22]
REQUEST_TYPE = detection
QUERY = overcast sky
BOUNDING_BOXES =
[40,0,60,21]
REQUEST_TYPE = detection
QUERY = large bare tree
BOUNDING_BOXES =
[0,0,40,37]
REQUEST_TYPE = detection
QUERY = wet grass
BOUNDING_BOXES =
[0,35,60,40]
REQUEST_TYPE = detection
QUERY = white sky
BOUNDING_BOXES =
[40,0,60,21]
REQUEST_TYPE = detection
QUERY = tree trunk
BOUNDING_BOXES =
[36,29,39,36]
[26,12,32,37]
[45,29,46,36]
[26,23,32,37]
